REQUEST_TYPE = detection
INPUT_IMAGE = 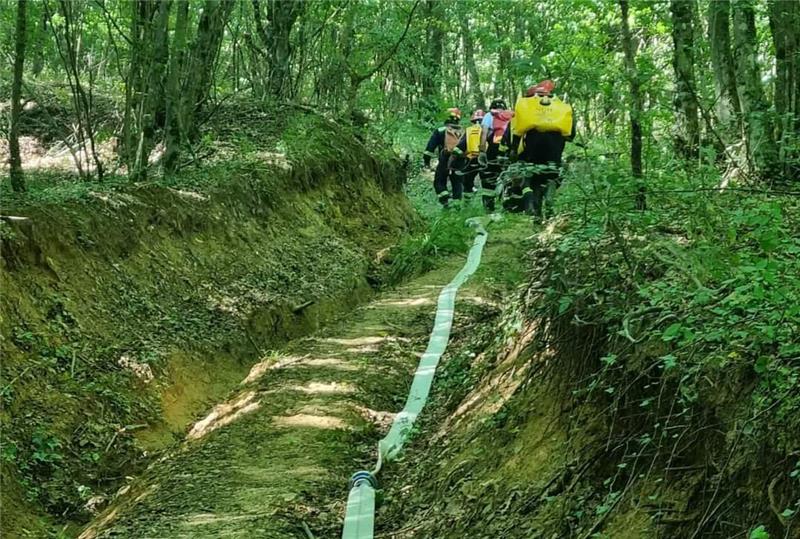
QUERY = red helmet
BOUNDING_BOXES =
[470,109,485,122]
[526,80,555,97]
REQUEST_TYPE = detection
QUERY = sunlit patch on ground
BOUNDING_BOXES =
[184,511,275,526]
[287,381,356,395]
[322,335,388,346]
[272,413,348,429]
[169,188,208,201]
[0,135,118,174]
[187,391,261,440]
[241,355,306,385]
[294,357,360,370]
[255,150,291,171]
[374,296,436,307]
[351,405,396,431]
[320,334,413,354]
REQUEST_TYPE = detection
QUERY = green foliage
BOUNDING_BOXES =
[527,152,800,532]
[386,206,482,285]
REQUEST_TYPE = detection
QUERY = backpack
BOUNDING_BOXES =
[512,96,573,137]
[465,124,482,157]
[490,110,515,143]
[444,125,464,153]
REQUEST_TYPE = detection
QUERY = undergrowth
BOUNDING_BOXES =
[385,206,482,286]
[530,154,800,537]
[377,153,800,538]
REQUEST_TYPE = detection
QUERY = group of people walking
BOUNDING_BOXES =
[423,79,575,220]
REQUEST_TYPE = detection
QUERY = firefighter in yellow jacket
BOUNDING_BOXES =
[449,109,485,203]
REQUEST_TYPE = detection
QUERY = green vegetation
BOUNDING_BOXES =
[376,155,800,538]
[385,205,479,285]
[534,156,800,536]
[2,0,800,537]
[0,109,415,536]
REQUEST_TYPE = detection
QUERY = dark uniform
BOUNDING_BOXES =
[424,123,463,206]
[511,119,575,218]
[506,81,576,219]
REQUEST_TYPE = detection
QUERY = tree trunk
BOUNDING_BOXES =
[707,0,740,129]
[461,14,486,109]
[732,0,777,178]
[131,0,171,179]
[421,0,443,113]
[31,3,45,77]
[9,0,28,193]
[670,0,699,158]
[267,1,305,99]
[164,0,190,172]
[767,0,799,179]
[182,0,234,138]
[252,0,306,99]
[619,0,645,209]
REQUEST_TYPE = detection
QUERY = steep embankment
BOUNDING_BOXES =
[75,212,531,539]
[0,109,415,537]
[377,165,800,538]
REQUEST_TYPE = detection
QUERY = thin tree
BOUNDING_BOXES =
[732,0,777,179]
[181,0,235,139]
[707,0,740,129]
[9,0,28,192]
[670,0,699,159]
[50,0,105,179]
[767,0,799,179]
[164,0,190,172]
[421,0,444,114]
[619,0,645,209]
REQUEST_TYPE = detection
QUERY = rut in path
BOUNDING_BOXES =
[81,253,499,539]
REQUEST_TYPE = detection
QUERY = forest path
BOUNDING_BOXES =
[81,214,531,539]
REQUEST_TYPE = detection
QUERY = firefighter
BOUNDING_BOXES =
[510,80,576,220]
[423,108,464,207]
[449,109,485,203]
[478,98,514,211]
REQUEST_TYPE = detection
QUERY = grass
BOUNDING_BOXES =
[385,205,482,285]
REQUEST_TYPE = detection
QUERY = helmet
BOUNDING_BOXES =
[526,80,555,97]
[446,107,462,123]
[489,98,507,110]
[470,109,485,122]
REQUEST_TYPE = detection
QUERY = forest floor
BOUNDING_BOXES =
[79,194,534,538]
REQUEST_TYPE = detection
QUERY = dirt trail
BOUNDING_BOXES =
[80,219,528,539]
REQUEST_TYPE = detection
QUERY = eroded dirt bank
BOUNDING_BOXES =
[376,207,800,539]
[78,216,531,538]
[0,110,415,537]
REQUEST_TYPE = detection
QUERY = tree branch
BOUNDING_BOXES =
[350,0,421,84]
[251,0,271,50]
[93,0,132,45]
